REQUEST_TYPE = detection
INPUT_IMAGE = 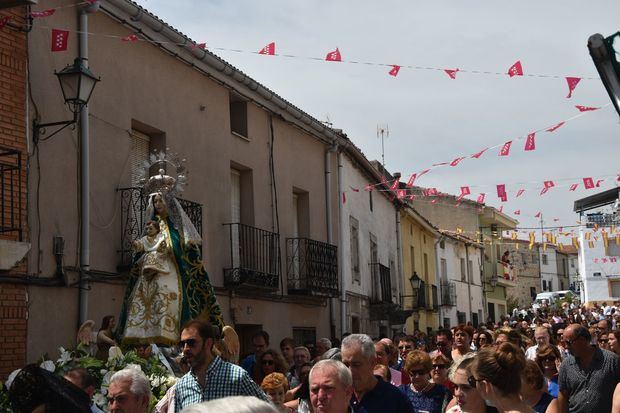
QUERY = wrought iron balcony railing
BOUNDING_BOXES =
[425,284,439,311]
[441,281,457,306]
[223,223,280,290]
[117,187,202,270]
[370,263,392,304]
[0,147,22,241]
[286,238,338,297]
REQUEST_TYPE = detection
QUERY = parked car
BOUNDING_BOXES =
[532,292,560,311]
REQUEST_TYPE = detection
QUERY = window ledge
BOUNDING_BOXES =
[231,131,250,142]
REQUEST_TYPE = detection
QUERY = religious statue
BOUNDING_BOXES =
[117,150,224,346]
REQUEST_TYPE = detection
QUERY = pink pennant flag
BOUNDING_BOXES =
[544,180,555,189]
[388,65,401,77]
[450,157,465,166]
[546,122,565,132]
[342,192,346,204]
[349,186,360,193]
[418,169,431,178]
[258,42,275,55]
[477,193,486,204]
[583,177,595,189]
[566,77,581,98]
[569,183,578,191]
[380,175,388,186]
[397,189,407,199]
[499,141,512,156]
[471,148,488,159]
[433,162,449,166]
[595,179,604,187]
[514,210,521,215]
[407,194,415,201]
[444,68,459,79]
[516,189,525,198]
[30,9,56,18]
[460,186,471,196]
[51,29,69,52]
[423,188,438,197]
[535,212,541,218]
[121,34,139,42]
[325,48,342,62]
[390,177,400,191]
[406,173,417,188]
[497,184,506,199]
[524,133,536,151]
[507,60,523,77]
[575,105,599,112]
[498,206,504,213]
[364,184,373,191]
[191,42,207,50]
[540,187,549,195]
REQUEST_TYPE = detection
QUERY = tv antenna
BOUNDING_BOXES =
[377,124,389,168]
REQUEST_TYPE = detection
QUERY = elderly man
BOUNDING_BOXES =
[107,368,151,413]
[309,360,353,413]
[64,367,104,413]
[174,320,268,412]
[315,338,333,360]
[374,340,406,386]
[341,334,414,413]
[288,346,312,388]
[557,323,620,413]
[525,326,551,360]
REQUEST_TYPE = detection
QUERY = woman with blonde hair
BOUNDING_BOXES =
[261,373,294,413]
[399,350,450,413]
[470,342,534,413]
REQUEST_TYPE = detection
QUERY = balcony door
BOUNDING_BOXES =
[231,169,241,268]
[290,193,301,288]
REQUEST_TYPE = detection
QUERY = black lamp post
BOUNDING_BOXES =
[409,271,422,291]
[33,58,99,142]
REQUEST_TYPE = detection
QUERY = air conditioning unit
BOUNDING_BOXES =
[2,0,37,9]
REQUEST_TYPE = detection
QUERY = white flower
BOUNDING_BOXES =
[108,346,124,363]
[165,376,177,388]
[125,363,142,372]
[40,360,55,372]
[57,347,72,365]
[5,369,21,389]
[93,392,107,408]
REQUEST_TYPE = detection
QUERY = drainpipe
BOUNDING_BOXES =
[337,151,346,336]
[395,207,403,314]
[325,143,337,339]
[465,244,473,324]
[433,235,443,327]
[78,2,98,326]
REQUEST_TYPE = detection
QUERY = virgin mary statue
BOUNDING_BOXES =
[117,164,224,346]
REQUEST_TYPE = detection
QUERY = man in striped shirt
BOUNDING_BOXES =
[174,320,269,412]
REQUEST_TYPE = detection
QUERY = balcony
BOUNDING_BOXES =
[369,263,396,320]
[441,281,457,306]
[286,237,338,297]
[425,284,439,311]
[117,187,202,270]
[223,223,280,290]
[0,147,22,242]
[497,262,517,285]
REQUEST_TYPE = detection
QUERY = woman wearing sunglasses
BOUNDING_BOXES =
[534,344,561,398]
[431,353,454,395]
[254,349,288,385]
[445,354,499,413]
[399,350,450,413]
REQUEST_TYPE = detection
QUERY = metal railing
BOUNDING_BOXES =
[0,147,22,241]
[223,223,280,290]
[286,237,338,297]
[370,263,392,304]
[441,281,457,306]
[117,187,202,269]
[409,280,426,309]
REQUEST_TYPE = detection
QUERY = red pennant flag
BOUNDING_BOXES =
[524,133,536,151]
[406,173,417,188]
[121,34,139,42]
[418,169,431,178]
[507,60,523,77]
[380,175,388,186]
[595,179,604,187]
[342,192,346,204]
[423,188,438,196]
[546,122,565,132]
[497,184,506,199]
[583,177,595,189]
[444,68,459,79]
[0,16,12,28]
[477,193,485,204]
[498,206,504,213]
[325,48,342,62]
[516,189,525,198]
[191,42,207,50]
[51,29,69,52]
[575,105,599,112]
[258,42,275,55]
[540,187,549,195]
[30,9,56,18]
[460,186,471,196]
[569,183,578,191]
[514,210,521,215]
[499,141,512,156]
[390,177,400,191]
[535,212,541,218]
[450,157,465,167]
[349,186,360,193]
[407,194,415,201]
[566,77,581,98]
[471,148,488,159]
[397,189,407,199]
[364,184,373,191]
[388,65,401,77]
[544,180,555,189]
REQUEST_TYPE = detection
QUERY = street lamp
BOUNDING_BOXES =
[409,271,422,291]
[33,58,100,142]
[588,32,620,118]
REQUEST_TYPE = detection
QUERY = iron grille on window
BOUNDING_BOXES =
[286,238,338,297]
[223,223,280,290]
[370,263,392,304]
[118,187,202,269]
[0,148,22,241]
[441,282,457,306]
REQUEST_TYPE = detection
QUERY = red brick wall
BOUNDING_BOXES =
[0,6,28,379]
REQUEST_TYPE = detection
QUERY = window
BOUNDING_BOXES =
[549,280,553,291]
[610,280,620,298]
[230,164,254,225]
[443,317,451,328]
[440,258,447,283]
[350,216,360,282]
[542,254,548,265]
[423,234,427,244]
[468,260,473,283]
[457,311,466,325]
[460,258,466,282]
[293,327,316,347]
[440,239,445,249]
[292,188,309,238]
[607,242,620,257]
[410,246,415,273]
[129,130,150,186]
[423,253,429,280]
[530,287,537,299]
[542,280,547,291]
[230,93,248,138]
[570,259,575,268]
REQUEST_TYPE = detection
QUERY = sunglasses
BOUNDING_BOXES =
[262,359,274,365]
[398,345,413,350]
[467,376,484,388]
[409,369,428,377]
[179,338,198,348]
[540,356,556,362]
[432,364,447,370]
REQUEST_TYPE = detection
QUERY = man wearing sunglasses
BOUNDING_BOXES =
[174,320,269,412]
[557,324,620,413]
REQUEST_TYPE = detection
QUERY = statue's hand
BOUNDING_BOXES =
[132,240,144,252]
[157,240,167,253]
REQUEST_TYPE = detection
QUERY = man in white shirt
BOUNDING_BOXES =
[525,326,551,360]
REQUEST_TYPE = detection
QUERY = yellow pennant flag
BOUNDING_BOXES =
[612,225,616,234]
[585,232,591,240]
[543,242,547,251]
[552,236,557,245]
[558,243,564,251]
[529,232,536,243]
[603,232,609,248]
[572,237,580,249]
[529,242,534,250]
[594,224,599,231]
[515,242,520,250]
[588,241,595,248]
[456,227,463,234]
[511,232,517,240]
[617,234,620,245]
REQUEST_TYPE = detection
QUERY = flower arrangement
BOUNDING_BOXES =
[0,343,177,413]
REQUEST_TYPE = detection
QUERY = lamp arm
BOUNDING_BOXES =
[33,112,78,143]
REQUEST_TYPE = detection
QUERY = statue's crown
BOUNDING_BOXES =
[137,148,188,196]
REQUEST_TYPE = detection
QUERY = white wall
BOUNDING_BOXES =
[539,247,560,292]
[579,226,620,303]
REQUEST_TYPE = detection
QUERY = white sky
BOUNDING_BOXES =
[134,0,620,240]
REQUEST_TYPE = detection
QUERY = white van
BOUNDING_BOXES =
[532,292,560,310]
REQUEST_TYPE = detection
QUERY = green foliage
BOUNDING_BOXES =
[507,295,520,315]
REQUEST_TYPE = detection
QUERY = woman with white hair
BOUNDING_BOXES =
[180,396,278,413]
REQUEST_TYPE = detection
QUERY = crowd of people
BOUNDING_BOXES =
[5,301,620,413]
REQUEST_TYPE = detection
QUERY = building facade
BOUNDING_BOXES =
[539,245,560,292]
[502,239,541,309]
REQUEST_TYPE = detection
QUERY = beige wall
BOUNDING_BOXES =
[26,2,338,360]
